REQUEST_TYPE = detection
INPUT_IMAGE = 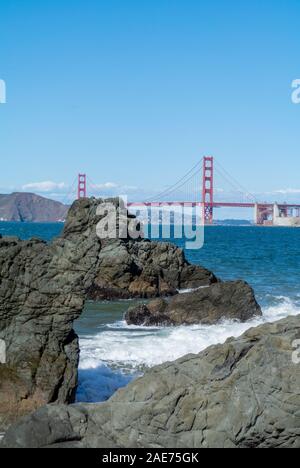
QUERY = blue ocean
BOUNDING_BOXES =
[1,222,300,403]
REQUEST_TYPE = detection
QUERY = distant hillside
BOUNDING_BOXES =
[0,193,69,222]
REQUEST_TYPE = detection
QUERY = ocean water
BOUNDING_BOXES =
[1,222,300,403]
[0,222,63,242]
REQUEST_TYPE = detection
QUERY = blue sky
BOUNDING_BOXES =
[0,0,300,212]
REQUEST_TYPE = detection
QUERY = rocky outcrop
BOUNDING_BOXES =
[88,242,216,300]
[0,198,216,430]
[64,198,217,300]
[2,315,300,448]
[0,192,69,222]
[125,281,262,326]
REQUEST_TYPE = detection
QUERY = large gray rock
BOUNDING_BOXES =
[64,198,217,300]
[2,315,300,448]
[125,281,262,326]
[0,198,215,430]
[88,241,216,300]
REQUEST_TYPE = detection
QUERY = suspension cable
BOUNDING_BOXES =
[214,159,256,202]
[143,158,203,202]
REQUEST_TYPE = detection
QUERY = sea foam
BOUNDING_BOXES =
[77,296,299,403]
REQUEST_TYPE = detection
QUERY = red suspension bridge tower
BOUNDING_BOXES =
[77,174,87,199]
[202,156,214,224]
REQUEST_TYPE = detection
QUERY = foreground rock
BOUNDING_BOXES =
[0,198,215,431]
[2,316,300,448]
[125,281,262,326]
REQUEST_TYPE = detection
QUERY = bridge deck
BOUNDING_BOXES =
[127,202,300,209]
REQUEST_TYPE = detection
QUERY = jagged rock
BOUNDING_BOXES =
[0,198,215,430]
[2,316,300,448]
[125,281,262,326]
[89,240,217,300]
[63,198,217,300]
[126,299,171,326]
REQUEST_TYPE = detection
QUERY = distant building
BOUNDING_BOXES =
[273,203,300,227]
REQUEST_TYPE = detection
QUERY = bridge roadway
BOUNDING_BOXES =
[127,202,300,209]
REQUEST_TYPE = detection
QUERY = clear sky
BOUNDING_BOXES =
[0,0,300,207]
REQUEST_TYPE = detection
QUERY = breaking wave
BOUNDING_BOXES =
[76,296,299,403]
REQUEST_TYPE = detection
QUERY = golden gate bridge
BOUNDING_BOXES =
[75,157,300,226]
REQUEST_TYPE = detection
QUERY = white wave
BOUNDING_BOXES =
[77,297,300,403]
[177,285,210,294]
